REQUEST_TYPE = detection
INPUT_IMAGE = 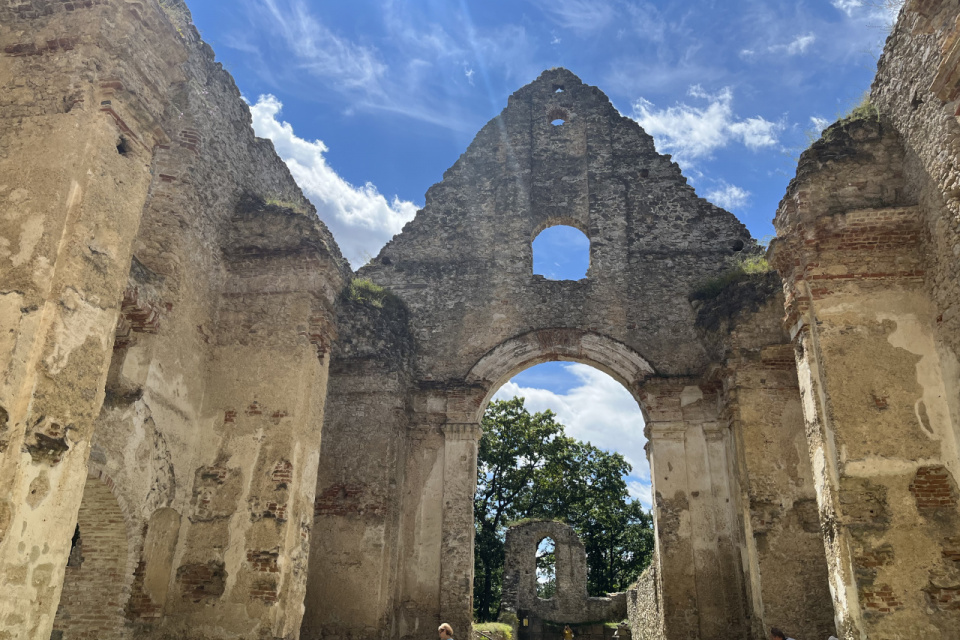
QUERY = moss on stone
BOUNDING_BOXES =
[689,253,772,302]
[691,270,781,334]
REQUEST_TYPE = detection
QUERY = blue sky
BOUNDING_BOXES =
[185,0,900,507]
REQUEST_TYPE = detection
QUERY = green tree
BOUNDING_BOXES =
[473,397,655,622]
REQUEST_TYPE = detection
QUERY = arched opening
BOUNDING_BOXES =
[536,537,556,600]
[532,225,590,280]
[53,471,131,640]
[473,355,654,624]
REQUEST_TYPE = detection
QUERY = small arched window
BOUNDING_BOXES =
[532,225,590,280]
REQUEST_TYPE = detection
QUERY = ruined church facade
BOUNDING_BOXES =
[3,1,960,639]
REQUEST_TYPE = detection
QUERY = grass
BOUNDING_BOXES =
[343,278,400,309]
[689,252,772,301]
[474,622,514,640]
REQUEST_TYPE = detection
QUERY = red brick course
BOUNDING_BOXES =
[247,549,280,573]
[860,584,903,613]
[177,561,226,603]
[925,585,960,611]
[909,466,958,510]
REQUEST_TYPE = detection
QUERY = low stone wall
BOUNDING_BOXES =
[626,565,665,640]
[518,618,629,640]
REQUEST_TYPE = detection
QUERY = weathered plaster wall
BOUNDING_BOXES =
[0,1,348,639]
[301,293,413,640]
[772,108,960,637]
[641,379,749,639]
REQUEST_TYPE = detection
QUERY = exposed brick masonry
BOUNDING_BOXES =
[909,465,958,510]
[52,477,130,640]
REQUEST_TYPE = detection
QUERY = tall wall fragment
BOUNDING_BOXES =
[0,1,349,639]
[771,107,960,637]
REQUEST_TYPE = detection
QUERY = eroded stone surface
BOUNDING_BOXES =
[3,1,960,640]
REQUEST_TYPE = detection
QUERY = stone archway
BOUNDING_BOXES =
[452,328,655,424]
[444,328,749,639]
[52,468,133,640]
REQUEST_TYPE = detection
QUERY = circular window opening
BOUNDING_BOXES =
[532,225,589,280]
[548,107,569,126]
[731,239,745,252]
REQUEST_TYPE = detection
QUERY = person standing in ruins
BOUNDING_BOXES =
[438,623,455,640]
[563,624,574,640]
[770,627,795,640]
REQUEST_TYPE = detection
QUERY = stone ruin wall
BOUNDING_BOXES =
[500,521,627,626]
[626,564,664,640]
[0,0,348,638]
[765,1,960,637]
[3,0,960,639]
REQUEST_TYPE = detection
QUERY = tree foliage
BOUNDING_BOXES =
[473,397,655,622]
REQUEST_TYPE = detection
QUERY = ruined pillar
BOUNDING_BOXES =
[722,343,836,639]
[0,6,168,634]
[642,380,748,640]
[164,200,344,639]
[439,423,482,640]
[773,117,960,638]
[302,292,413,640]
[694,273,836,639]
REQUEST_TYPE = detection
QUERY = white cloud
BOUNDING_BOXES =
[769,33,816,55]
[810,116,830,132]
[249,95,418,268]
[831,0,863,16]
[705,182,750,210]
[631,86,782,166]
[628,480,653,507]
[492,363,652,509]
[831,0,903,24]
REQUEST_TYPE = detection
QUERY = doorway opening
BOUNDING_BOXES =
[473,360,654,623]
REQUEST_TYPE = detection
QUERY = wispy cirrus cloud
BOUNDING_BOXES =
[254,0,386,91]
[631,85,782,166]
[234,0,539,129]
[249,95,418,267]
[530,0,617,35]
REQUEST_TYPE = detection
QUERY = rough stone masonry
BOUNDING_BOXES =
[2,0,960,639]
